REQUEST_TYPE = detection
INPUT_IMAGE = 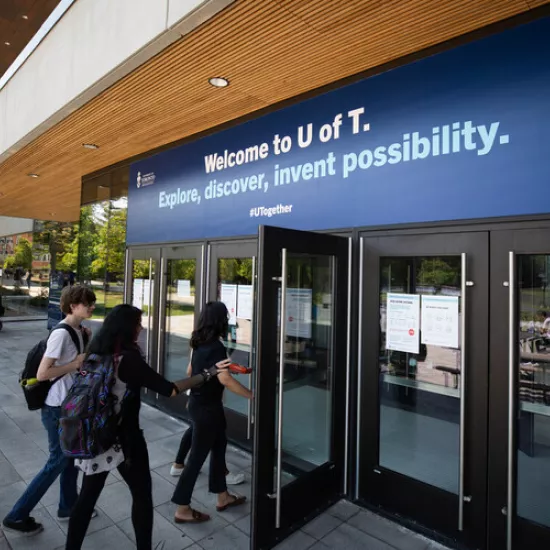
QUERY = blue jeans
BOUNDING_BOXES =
[5,405,79,521]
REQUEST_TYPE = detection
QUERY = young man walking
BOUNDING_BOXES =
[2,285,96,536]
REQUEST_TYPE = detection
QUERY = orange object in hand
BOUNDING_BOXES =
[228,363,252,375]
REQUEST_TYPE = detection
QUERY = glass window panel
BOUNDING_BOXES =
[217,258,254,417]
[517,254,550,528]
[378,256,461,494]
[275,253,334,486]
[164,259,197,381]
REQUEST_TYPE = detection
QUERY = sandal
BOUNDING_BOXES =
[174,508,210,524]
[216,494,247,512]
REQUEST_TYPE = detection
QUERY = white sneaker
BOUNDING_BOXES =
[226,472,245,485]
[170,465,184,477]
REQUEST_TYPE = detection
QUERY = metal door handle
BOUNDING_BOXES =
[156,257,167,375]
[247,256,257,440]
[344,238,352,494]
[145,259,153,363]
[459,253,467,531]
[275,248,288,529]
[506,251,516,550]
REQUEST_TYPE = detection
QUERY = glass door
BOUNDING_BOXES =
[489,227,550,550]
[358,231,489,549]
[208,241,257,450]
[251,226,349,550]
[125,247,161,366]
[126,247,161,407]
[156,244,204,417]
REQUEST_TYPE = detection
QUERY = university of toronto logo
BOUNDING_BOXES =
[136,171,156,188]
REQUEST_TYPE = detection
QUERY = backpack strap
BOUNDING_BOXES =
[47,324,84,387]
[52,323,84,354]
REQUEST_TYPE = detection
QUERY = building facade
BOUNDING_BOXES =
[2,1,550,548]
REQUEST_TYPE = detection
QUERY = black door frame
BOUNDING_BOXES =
[489,226,550,550]
[357,230,490,549]
[207,239,257,450]
[155,243,205,418]
[251,225,349,549]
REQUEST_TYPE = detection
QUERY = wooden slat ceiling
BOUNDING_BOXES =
[0,0,547,221]
[0,0,60,77]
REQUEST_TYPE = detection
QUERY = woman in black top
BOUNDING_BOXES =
[65,305,226,550]
[171,301,253,523]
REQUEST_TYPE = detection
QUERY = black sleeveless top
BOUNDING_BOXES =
[189,339,227,406]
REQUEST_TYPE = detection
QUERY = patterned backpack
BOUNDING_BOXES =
[59,354,129,459]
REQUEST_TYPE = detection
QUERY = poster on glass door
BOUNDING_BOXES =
[421,295,459,348]
[132,279,152,311]
[220,284,238,325]
[386,293,420,354]
[177,279,191,297]
[278,288,313,339]
[237,285,253,320]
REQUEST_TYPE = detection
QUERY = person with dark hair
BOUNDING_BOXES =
[3,285,96,536]
[65,304,227,550]
[171,301,253,524]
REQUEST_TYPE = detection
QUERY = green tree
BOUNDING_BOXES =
[3,255,15,271]
[33,220,78,273]
[76,205,96,283]
[14,238,33,270]
[90,201,127,280]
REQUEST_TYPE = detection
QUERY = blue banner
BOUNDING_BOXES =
[127,17,550,245]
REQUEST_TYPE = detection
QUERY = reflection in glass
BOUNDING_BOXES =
[517,255,550,528]
[275,253,334,486]
[77,168,129,327]
[164,259,196,381]
[378,257,461,493]
[217,258,254,417]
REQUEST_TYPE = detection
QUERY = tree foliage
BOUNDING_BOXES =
[14,238,33,270]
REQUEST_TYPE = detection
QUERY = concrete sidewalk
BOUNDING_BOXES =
[0,321,451,550]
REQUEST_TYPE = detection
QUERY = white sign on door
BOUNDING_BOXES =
[220,283,238,325]
[237,284,253,320]
[386,293,420,354]
[421,295,459,348]
[177,279,191,298]
[278,288,313,339]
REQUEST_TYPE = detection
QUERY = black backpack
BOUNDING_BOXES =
[20,324,89,411]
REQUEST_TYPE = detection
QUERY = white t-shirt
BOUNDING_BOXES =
[44,322,84,407]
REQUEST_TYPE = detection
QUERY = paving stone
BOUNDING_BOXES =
[273,529,316,549]
[234,514,251,536]
[199,523,250,549]
[155,501,230,543]
[321,523,394,550]
[301,512,342,540]
[77,525,135,550]
[3,508,65,550]
[118,510,196,549]
[0,461,22,489]
[96,481,132,523]
[45,502,114,535]
[348,509,429,550]
[325,499,360,521]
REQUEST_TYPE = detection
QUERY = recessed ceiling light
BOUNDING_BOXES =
[208,77,229,88]
[22,15,29,20]
[82,143,99,150]
[4,42,11,46]
[28,173,39,178]
[50,212,55,216]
